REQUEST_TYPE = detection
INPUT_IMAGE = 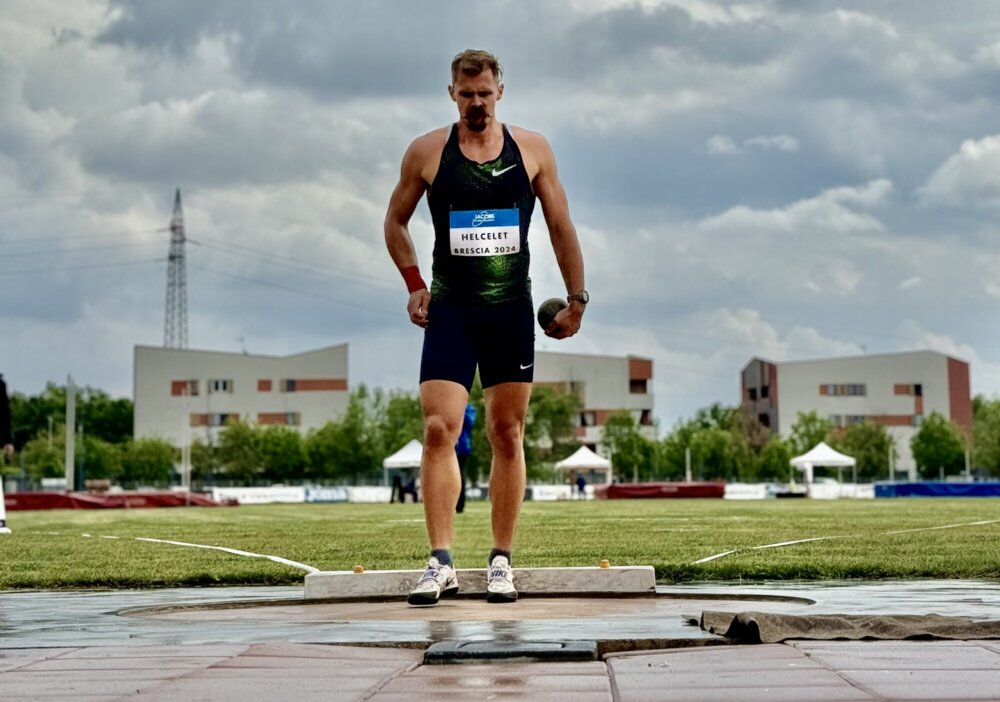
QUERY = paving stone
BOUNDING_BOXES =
[370,691,613,701]
[836,668,1000,700]
[424,639,598,663]
[409,661,608,676]
[304,565,655,600]
[243,642,421,662]
[607,644,821,673]
[137,676,383,701]
[17,656,224,671]
[610,668,855,689]
[0,648,78,673]
[378,671,613,693]
[614,686,876,702]
[0,677,163,696]
[800,642,1000,670]
[55,644,250,659]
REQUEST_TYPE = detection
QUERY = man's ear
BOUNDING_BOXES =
[497,82,504,100]
[448,84,456,102]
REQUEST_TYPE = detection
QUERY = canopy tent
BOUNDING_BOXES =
[789,441,857,485]
[382,439,422,487]
[555,445,613,485]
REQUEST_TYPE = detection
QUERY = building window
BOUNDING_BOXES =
[760,385,770,399]
[286,412,301,427]
[912,414,923,427]
[208,379,233,394]
[828,414,843,427]
[821,383,867,397]
[748,388,758,401]
[209,413,236,427]
[914,383,922,397]
[281,379,297,392]
[758,413,770,428]
[258,379,272,392]
[845,415,866,426]
[581,411,596,427]
[171,380,199,397]
[629,379,648,394]
[639,409,652,426]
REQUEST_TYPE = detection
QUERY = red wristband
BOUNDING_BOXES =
[401,266,427,293]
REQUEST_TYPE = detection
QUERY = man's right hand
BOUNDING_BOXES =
[408,289,431,328]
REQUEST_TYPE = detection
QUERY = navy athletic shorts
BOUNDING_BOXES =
[420,297,535,391]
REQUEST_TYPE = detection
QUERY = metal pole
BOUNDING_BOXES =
[65,376,75,491]
[965,449,972,481]
[684,446,692,483]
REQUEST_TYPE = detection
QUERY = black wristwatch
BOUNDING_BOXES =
[567,290,590,305]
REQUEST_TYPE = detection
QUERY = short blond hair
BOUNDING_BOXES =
[451,49,503,83]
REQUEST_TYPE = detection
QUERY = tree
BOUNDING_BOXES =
[9,383,133,448]
[602,410,656,482]
[526,385,581,458]
[122,438,176,487]
[190,439,219,484]
[21,428,66,480]
[216,422,264,483]
[789,411,834,455]
[973,395,1000,477]
[756,435,793,482]
[377,391,424,463]
[911,412,966,478]
[78,434,123,482]
[829,421,895,482]
[259,426,309,482]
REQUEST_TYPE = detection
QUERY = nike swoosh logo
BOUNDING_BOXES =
[492,165,517,177]
[520,363,533,370]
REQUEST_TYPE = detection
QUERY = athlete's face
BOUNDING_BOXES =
[449,70,503,133]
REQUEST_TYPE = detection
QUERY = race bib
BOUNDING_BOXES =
[449,209,520,257]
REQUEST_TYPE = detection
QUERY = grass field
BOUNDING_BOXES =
[2,498,1000,589]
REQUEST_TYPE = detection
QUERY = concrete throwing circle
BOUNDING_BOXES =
[123,593,814,624]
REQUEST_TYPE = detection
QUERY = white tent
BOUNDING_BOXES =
[789,441,856,485]
[555,445,613,485]
[382,439,422,486]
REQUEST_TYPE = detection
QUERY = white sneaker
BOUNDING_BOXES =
[407,557,459,606]
[486,555,517,603]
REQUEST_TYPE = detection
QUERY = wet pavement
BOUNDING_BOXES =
[2,580,999,700]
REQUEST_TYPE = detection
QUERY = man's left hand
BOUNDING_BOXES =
[545,303,583,339]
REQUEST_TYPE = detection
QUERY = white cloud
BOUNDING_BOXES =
[707,133,800,155]
[919,134,1000,208]
[744,134,799,152]
[706,134,739,155]
[899,276,922,290]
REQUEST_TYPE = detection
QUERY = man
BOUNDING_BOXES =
[455,402,476,514]
[0,374,13,462]
[385,49,587,606]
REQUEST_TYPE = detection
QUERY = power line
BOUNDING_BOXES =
[0,227,167,245]
[0,240,164,260]
[0,258,164,277]
[193,236,398,291]
[187,262,399,318]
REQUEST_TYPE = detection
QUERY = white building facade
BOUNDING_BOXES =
[134,344,350,446]
[534,351,655,453]
[741,351,972,479]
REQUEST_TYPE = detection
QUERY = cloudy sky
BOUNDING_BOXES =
[3,0,1000,432]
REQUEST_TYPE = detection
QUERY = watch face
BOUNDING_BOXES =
[570,291,589,304]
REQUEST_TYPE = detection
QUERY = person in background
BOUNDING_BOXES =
[455,402,477,513]
[0,374,13,461]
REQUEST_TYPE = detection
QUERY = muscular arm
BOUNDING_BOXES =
[530,134,586,338]
[385,140,432,327]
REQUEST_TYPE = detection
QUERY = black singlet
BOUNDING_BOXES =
[426,124,536,306]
